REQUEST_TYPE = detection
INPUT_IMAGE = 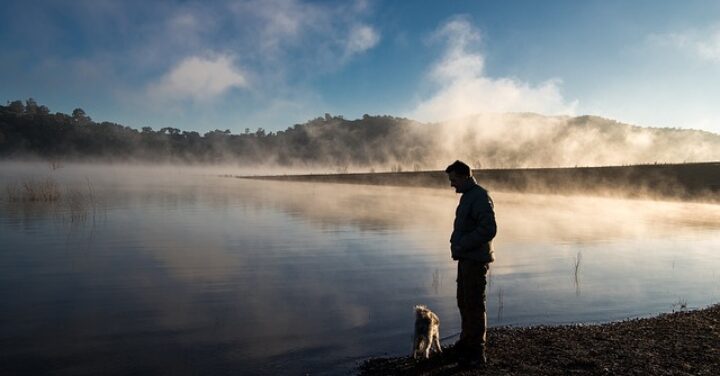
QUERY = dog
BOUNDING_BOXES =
[411,305,442,359]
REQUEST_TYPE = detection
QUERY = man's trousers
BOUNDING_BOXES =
[456,259,489,358]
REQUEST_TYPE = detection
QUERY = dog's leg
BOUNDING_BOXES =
[420,339,429,359]
[411,335,419,358]
[432,332,442,354]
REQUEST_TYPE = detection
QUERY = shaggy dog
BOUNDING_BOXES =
[412,305,442,359]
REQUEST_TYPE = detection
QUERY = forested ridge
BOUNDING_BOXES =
[2,99,719,169]
[0,99,431,168]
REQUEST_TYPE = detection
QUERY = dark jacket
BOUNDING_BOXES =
[450,177,496,263]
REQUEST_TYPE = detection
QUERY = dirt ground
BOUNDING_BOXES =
[358,305,720,375]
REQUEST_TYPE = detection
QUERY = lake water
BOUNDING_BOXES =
[2,163,720,375]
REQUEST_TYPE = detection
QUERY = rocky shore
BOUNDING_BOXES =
[358,305,720,375]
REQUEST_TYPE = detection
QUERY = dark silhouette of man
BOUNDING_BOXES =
[445,160,497,368]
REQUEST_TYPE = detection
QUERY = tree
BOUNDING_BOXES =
[72,108,86,118]
[7,100,24,113]
[160,127,181,136]
[25,98,39,114]
[72,108,91,124]
[182,131,200,140]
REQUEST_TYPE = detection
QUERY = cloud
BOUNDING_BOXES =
[344,24,380,57]
[2,0,380,130]
[650,24,720,63]
[696,30,720,62]
[229,0,326,57]
[147,54,248,102]
[228,0,379,63]
[410,17,577,122]
[168,12,198,33]
[120,0,382,127]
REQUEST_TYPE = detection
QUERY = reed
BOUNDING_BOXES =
[4,177,100,223]
[496,287,505,322]
[65,178,98,223]
[672,298,688,312]
[573,251,582,296]
[49,161,63,170]
[573,251,582,281]
[5,178,61,202]
[431,268,441,294]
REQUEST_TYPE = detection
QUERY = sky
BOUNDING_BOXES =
[2,0,720,134]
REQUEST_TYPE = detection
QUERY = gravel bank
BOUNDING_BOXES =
[359,305,720,375]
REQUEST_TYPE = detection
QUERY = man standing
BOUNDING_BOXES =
[446,160,497,368]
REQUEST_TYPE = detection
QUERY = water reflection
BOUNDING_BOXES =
[2,164,720,375]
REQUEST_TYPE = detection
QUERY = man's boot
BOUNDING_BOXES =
[459,346,486,369]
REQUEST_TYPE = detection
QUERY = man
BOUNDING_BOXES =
[446,160,497,368]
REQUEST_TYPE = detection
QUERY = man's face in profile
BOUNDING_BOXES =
[447,171,466,192]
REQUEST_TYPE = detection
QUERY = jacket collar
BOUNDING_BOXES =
[456,176,478,194]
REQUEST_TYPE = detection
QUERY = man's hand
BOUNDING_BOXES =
[451,244,462,259]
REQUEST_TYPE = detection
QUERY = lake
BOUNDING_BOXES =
[2,163,720,375]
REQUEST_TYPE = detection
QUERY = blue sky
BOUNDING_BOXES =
[2,0,720,134]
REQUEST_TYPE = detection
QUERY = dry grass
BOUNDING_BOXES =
[65,180,98,223]
[496,287,504,322]
[5,178,61,202]
[672,298,689,312]
[49,161,63,171]
[4,177,99,223]
[573,251,582,296]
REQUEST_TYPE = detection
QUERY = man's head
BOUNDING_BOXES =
[445,160,472,192]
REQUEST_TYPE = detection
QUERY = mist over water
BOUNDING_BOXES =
[5,100,720,173]
[432,113,720,169]
[2,162,720,375]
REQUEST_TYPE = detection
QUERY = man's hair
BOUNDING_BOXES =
[445,160,471,176]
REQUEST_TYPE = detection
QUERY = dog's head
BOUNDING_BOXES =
[414,305,431,321]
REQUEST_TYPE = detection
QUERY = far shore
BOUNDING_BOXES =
[235,161,720,202]
[358,304,720,375]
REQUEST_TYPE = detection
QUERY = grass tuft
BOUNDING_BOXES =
[4,177,100,223]
[5,178,61,202]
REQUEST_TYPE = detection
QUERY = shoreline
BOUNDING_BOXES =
[358,304,720,375]
[237,162,720,203]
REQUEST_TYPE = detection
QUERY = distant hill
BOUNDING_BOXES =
[1,99,719,169]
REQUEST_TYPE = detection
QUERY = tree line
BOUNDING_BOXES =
[3,98,719,169]
[0,99,436,168]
